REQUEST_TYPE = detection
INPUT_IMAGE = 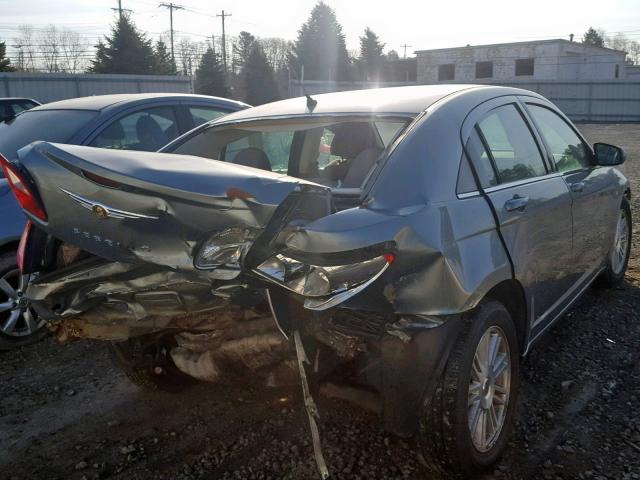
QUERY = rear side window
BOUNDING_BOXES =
[189,106,229,127]
[90,106,179,151]
[457,129,498,194]
[526,104,590,172]
[477,104,547,183]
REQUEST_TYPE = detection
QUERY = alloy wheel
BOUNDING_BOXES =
[467,325,511,453]
[0,269,44,337]
[610,208,630,276]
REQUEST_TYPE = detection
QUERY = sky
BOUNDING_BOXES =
[1,0,639,56]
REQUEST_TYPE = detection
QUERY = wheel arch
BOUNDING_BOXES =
[483,279,528,355]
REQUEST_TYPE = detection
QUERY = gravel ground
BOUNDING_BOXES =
[1,123,639,480]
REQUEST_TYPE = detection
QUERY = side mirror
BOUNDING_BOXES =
[594,142,626,166]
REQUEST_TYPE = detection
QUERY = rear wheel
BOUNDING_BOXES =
[110,334,194,392]
[598,198,631,287]
[419,300,519,477]
[0,251,47,351]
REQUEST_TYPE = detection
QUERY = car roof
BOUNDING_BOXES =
[216,84,548,124]
[29,93,249,112]
[218,85,486,123]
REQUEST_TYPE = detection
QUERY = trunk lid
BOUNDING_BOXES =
[18,141,328,271]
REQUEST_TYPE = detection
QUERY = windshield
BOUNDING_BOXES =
[167,116,411,189]
[0,109,98,172]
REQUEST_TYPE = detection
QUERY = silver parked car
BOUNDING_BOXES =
[1,85,631,477]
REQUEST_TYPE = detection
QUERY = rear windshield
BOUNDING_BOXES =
[0,109,97,164]
[166,116,411,189]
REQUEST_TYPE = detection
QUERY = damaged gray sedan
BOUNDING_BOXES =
[0,85,631,477]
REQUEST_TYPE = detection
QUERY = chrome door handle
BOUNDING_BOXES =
[569,181,585,193]
[504,195,529,212]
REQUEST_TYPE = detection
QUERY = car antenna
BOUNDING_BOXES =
[306,94,318,112]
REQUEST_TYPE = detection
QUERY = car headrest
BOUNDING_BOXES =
[330,122,376,160]
[342,146,383,188]
[232,147,272,171]
[136,115,168,151]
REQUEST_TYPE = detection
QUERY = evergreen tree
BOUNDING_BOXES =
[582,27,605,48]
[289,2,351,81]
[0,42,15,72]
[244,43,279,105]
[90,14,157,74]
[154,39,177,74]
[233,31,255,71]
[194,47,229,97]
[359,28,385,80]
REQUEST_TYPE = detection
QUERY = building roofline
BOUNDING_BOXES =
[415,38,626,55]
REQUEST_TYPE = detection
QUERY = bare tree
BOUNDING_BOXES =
[59,29,89,73]
[603,32,640,65]
[176,37,208,76]
[260,37,292,72]
[38,25,61,72]
[13,25,37,71]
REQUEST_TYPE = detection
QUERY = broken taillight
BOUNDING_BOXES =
[0,154,47,221]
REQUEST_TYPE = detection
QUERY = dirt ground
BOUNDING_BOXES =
[1,123,639,480]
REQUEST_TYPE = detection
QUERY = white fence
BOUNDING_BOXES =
[0,73,194,104]
[289,80,640,122]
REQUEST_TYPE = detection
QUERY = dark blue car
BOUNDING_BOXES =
[0,93,249,349]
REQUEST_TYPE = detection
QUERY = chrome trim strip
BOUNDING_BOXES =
[59,188,159,220]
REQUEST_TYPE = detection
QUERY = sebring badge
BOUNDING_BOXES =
[59,187,159,220]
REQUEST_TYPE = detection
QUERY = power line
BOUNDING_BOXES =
[217,10,231,71]
[159,2,184,64]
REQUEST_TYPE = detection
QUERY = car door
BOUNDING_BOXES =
[462,97,574,338]
[86,104,181,152]
[523,100,619,279]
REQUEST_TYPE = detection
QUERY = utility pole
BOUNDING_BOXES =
[400,44,412,59]
[217,10,231,71]
[159,2,184,64]
[111,0,132,20]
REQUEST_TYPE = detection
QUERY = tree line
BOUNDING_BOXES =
[1,4,639,105]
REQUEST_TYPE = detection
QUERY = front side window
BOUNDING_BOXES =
[477,104,546,183]
[169,117,412,189]
[90,106,179,151]
[526,104,590,172]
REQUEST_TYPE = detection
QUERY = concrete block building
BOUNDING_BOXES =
[416,39,628,83]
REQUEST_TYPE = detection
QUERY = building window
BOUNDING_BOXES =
[438,64,455,81]
[615,64,620,78]
[515,58,535,76]
[475,61,493,79]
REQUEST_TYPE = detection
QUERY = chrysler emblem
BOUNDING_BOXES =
[59,188,159,220]
[92,204,110,219]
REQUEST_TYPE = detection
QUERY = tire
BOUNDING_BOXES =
[110,335,195,392]
[598,197,632,288]
[0,250,48,351]
[419,300,520,477]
